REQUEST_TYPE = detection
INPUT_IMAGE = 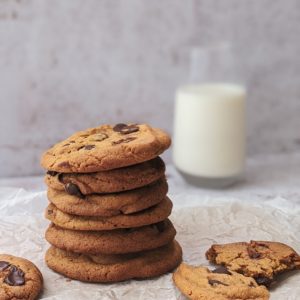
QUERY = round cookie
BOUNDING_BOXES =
[206,240,300,286]
[0,254,43,300]
[41,123,171,173]
[45,240,182,282]
[45,219,176,254]
[173,263,270,300]
[45,197,173,230]
[45,156,166,195]
[47,178,168,217]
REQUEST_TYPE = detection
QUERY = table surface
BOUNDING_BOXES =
[1,152,300,206]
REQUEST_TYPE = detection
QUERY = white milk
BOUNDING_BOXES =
[173,83,246,186]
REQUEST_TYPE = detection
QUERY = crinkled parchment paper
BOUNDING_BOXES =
[0,187,299,299]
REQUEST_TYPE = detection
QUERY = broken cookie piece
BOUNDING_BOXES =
[206,240,300,286]
[173,263,270,300]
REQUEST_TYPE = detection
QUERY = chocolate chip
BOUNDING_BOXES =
[90,133,108,142]
[83,145,95,150]
[4,266,25,286]
[112,137,137,145]
[47,170,58,176]
[251,241,269,248]
[113,123,127,132]
[120,125,139,134]
[208,279,229,286]
[64,183,85,199]
[280,257,292,264]
[280,253,299,265]
[113,124,139,134]
[247,246,262,259]
[255,276,272,286]
[0,261,10,271]
[212,266,231,275]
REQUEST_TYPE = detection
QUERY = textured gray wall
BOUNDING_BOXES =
[0,0,300,177]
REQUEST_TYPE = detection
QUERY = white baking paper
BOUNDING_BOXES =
[0,186,300,300]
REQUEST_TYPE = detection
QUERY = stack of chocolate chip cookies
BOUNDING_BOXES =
[41,123,182,282]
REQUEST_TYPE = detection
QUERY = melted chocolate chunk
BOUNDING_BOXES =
[84,145,95,150]
[64,183,85,199]
[0,261,10,271]
[113,124,139,134]
[255,276,272,286]
[4,266,25,286]
[212,266,231,275]
[280,256,292,264]
[112,137,137,145]
[208,279,229,286]
[280,253,299,265]
[47,170,58,176]
[113,123,127,132]
[252,241,269,248]
[90,133,108,142]
[120,125,139,134]
[247,246,262,259]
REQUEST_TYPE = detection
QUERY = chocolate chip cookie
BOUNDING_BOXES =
[41,124,171,173]
[45,156,165,195]
[206,240,300,286]
[45,219,176,254]
[0,254,43,300]
[47,178,168,217]
[173,263,270,300]
[45,197,172,230]
[46,240,182,282]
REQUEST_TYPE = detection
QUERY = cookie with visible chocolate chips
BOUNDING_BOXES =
[47,178,167,217]
[45,219,176,254]
[41,123,171,173]
[173,263,269,300]
[45,157,165,195]
[206,241,300,286]
[0,254,43,300]
[45,197,173,231]
[45,240,182,282]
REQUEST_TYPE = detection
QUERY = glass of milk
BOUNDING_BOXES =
[173,44,246,188]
